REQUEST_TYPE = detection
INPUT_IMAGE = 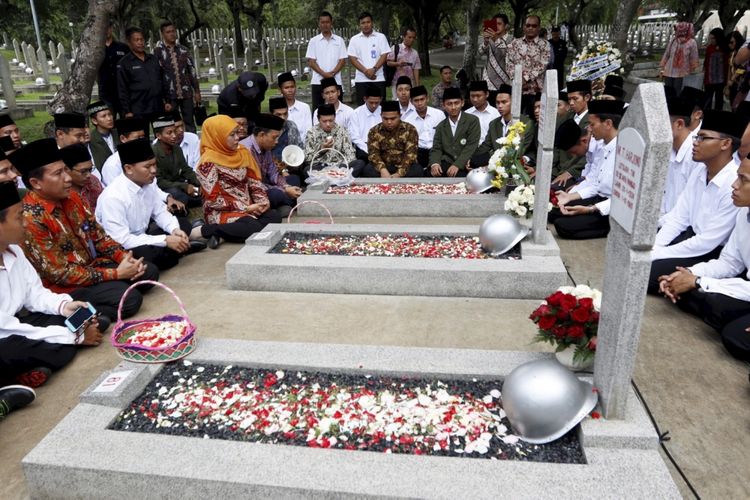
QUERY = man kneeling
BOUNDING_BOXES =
[363,100,422,178]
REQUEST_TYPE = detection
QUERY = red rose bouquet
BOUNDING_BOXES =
[529,285,601,363]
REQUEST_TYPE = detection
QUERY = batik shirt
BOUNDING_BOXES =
[240,135,288,194]
[21,190,127,293]
[196,162,270,225]
[507,37,551,95]
[430,81,460,108]
[304,124,357,165]
[367,121,419,176]
[478,34,511,90]
[153,41,199,100]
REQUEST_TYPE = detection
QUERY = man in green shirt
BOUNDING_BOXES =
[151,116,201,207]
[87,101,119,173]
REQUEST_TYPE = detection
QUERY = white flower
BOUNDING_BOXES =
[516,206,527,217]
[511,136,520,147]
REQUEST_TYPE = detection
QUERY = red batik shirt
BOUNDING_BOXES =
[21,190,128,293]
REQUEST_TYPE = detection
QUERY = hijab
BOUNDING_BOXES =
[199,115,260,179]
[674,22,694,42]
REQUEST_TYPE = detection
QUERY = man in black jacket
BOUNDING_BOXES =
[217,72,268,127]
[97,22,129,116]
[117,27,166,122]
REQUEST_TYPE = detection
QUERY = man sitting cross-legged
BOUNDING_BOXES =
[305,104,365,176]
[402,85,444,170]
[0,181,105,390]
[658,154,750,362]
[428,88,480,177]
[9,138,156,324]
[362,100,421,178]
[647,110,749,293]
[152,115,202,207]
[96,138,206,271]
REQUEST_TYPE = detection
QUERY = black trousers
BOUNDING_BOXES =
[0,314,77,380]
[703,83,724,111]
[417,148,431,169]
[69,262,159,321]
[164,186,202,208]
[470,151,491,168]
[548,196,610,240]
[647,228,723,294]
[267,175,301,209]
[354,82,386,106]
[426,160,468,178]
[174,97,197,133]
[201,211,282,243]
[677,290,750,361]
[354,146,369,163]
[362,163,424,178]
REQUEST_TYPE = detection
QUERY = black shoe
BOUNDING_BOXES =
[0,385,36,419]
[208,235,222,249]
[191,218,205,229]
[187,240,207,254]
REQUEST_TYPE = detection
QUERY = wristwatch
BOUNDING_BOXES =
[695,276,703,290]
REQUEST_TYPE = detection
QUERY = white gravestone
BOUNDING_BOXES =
[594,83,672,419]
[531,70,558,244]
[0,54,17,109]
[511,64,522,121]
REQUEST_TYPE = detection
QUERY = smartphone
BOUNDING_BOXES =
[65,304,97,332]
[483,19,498,32]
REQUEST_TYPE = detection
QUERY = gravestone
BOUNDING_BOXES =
[296,42,303,77]
[36,47,49,82]
[20,42,29,66]
[48,40,56,61]
[217,48,229,87]
[265,42,272,82]
[192,43,200,76]
[56,51,69,81]
[511,64,522,121]
[282,40,288,72]
[231,40,238,71]
[13,39,21,61]
[531,70,558,244]
[2,32,8,48]
[593,83,671,419]
[28,47,39,74]
[0,53,17,109]
[57,42,65,60]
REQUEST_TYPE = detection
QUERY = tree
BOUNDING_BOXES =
[462,0,483,80]
[562,0,596,50]
[609,0,641,53]
[49,0,117,113]
[507,0,543,38]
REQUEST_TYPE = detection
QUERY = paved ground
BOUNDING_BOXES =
[2,214,748,499]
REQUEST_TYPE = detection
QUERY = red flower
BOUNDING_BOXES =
[559,294,577,312]
[588,337,597,351]
[571,306,590,323]
[538,315,557,331]
[590,411,601,419]
[552,326,566,339]
[549,189,559,207]
[578,297,594,310]
[567,325,585,339]
[546,291,565,306]
[263,373,278,388]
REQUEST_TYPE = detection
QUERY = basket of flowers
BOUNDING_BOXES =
[111,280,196,363]
[487,121,531,190]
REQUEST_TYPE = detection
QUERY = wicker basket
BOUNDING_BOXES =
[111,280,196,363]
[287,200,334,224]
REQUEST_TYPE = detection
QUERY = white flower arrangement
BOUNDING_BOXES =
[556,284,603,310]
[568,41,625,92]
[504,184,551,219]
[486,121,530,188]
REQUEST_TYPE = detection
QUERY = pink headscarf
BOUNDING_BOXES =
[674,22,694,42]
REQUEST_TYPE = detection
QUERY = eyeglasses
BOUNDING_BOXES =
[692,135,725,143]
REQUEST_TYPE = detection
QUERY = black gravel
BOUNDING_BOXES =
[109,363,584,464]
[268,232,522,260]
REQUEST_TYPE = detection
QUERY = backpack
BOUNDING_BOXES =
[384,43,401,86]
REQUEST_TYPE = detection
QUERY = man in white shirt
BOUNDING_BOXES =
[349,85,382,160]
[277,72,312,141]
[347,11,390,104]
[551,100,626,239]
[465,80,500,143]
[312,77,354,130]
[172,110,201,170]
[658,154,750,362]
[393,76,416,117]
[306,11,348,111]
[660,97,702,225]
[96,139,205,271]
[648,110,750,293]
[0,182,103,390]
[403,85,444,169]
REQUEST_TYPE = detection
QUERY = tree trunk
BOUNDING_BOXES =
[462,0,482,79]
[49,0,117,113]
[232,2,245,54]
[180,0,207,48]
[609,0,641,53]
[379,3,393,42]
[717,0,743,33]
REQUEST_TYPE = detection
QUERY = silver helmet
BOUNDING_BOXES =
[502,359,598,444]
[478,214,528,255]
[465,168,495,193]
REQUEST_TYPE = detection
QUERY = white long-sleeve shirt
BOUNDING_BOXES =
[180,132,201,170]
[403,107,445,149]
[652,160,739,261]
[313,101,354,130]
[96,174,180,249]
[349,104,381,153]
[660,130,701,223]
[1,245,76,344]
[466,105,500,143]
[690,208,750,301]
[571,137,617,200]
[287,99,312,141]
[99,151,170,205]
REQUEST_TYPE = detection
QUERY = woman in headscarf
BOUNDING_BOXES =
[660,22,700,96]
[195,115,281,249]
[703,28,729,110]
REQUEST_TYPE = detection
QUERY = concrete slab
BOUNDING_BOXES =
[226,223,569,299]
[23,339,680,499]
[296,179,506,218]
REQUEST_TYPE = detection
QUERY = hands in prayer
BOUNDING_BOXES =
[658,267,697,303]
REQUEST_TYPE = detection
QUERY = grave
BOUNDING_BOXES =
[23,339,680,498]
[296,178,506,218]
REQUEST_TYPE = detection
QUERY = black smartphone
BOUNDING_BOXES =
[65,304,97,332]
